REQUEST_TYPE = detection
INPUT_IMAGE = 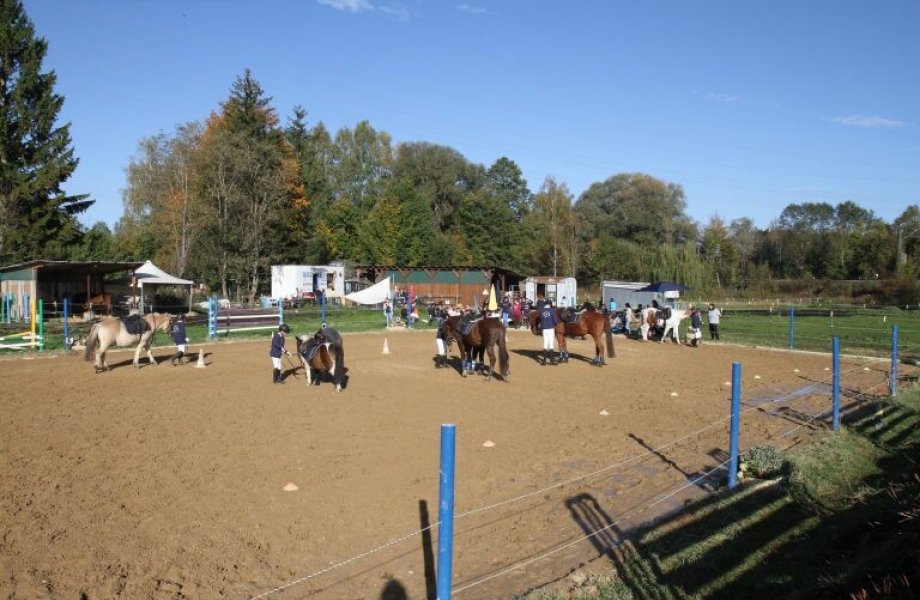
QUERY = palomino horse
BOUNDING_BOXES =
[442,315,510,381]
[83,313,173,372]
[296,327,346,391]
[530,305,614,366]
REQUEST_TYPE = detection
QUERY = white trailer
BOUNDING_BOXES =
[523,276,578,307]
[271,265,345,301]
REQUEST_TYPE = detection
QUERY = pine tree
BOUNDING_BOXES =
[0,0,92,262]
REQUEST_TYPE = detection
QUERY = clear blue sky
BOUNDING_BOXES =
[24,0,920,230]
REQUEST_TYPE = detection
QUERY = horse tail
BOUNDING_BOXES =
[84,324,99,362]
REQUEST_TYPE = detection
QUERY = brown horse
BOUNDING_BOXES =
[530,305,614,366]
[296,327,346,392]
[442,315,510,381]
[83,312,173,372]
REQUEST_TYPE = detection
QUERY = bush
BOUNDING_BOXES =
[740,444,784,479]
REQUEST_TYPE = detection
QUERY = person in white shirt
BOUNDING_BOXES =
[707,303,722,340]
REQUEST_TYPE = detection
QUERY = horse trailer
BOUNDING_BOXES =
[601,280,685,310]
[524,276,578,307]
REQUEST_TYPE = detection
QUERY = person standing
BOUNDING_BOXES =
[539,298,559,365]
[609,297,618,313]
[384,301,393,328]
[270,323,292,384]
[434,304,448,368]
[169,314,188,365]
[500,294,512,327]
[707,302,722,340]
[690,307,703,347]
[624,303,634,336]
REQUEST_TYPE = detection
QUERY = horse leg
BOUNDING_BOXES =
[133,343,143,368]
[483,344,496,381]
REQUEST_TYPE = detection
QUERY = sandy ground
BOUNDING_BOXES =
[0,327,892,600]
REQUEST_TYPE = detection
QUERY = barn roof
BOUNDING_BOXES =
[0,260,143,277]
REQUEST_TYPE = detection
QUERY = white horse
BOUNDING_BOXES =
[639,307,656,341]
[660,308,692,344]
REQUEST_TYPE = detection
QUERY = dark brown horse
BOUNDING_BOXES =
[296,327,346,391]
[442,315,510,381]
[530,305,614,366]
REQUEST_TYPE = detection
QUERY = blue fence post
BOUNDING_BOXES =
[729,362,742,490]
[788,306,795,351]
[437,423,457,600]
[832,337,840,431]
[890,325,899,398]
[64,298,71,350]
[208,297,217,339]
[321,294,327,325]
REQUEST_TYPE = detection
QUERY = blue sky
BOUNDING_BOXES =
[24,0,920,230]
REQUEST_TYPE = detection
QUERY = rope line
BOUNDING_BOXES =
[451,460,732,596]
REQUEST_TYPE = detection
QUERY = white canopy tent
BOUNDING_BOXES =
[134,260,194,314]
[344,276,391,306]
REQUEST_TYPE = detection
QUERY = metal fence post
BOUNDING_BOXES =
[437,424,456,600]
[832,337,840,431]
[890,325,899,398]
[788,306,795,350]
[729,362,742,490]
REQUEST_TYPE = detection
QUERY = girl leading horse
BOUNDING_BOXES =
[442,315,511,381]
[530,303,614,366]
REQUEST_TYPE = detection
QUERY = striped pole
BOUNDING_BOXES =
[890,325,899,398]
[832,337,840,431]
[278,299,284,326]
[729,362,742,490]
[38,299,44,352]
[437,424,457,600]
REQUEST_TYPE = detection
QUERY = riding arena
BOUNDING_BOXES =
[0,304,911,599]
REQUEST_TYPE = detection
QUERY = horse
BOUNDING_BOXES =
[639,307,657,341]
[530,304,614,366]
[83,312,173,372]
[660,308,692,344]
[442,315,510,381]
[296,326,346,391]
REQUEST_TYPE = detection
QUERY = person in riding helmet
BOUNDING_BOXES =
[169,314,189,365]
[539,297,559,365]
[434,303,448,368]
[270,323,292,384]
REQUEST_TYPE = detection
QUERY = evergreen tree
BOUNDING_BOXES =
[0,0,92,262]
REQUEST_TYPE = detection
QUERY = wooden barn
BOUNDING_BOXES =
[353,265,523,307]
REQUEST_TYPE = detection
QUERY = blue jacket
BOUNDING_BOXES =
[539,306,558,329]
[270,332,287,358]
[171,320,187,345]
[691,312,703,329]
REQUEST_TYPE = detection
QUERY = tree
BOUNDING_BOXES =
[700,215,738,290]
[531,177,577,276]
[485,157,531,220]
[0,0,92,261]
[123,123,203,276]
[574,173,696,246]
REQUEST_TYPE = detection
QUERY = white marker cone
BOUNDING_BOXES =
[195,349,207,368]
[382,338,390,354]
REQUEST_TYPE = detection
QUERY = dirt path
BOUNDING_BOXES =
[0,329,888,599]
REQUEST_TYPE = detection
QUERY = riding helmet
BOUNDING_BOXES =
[279,323,291,333]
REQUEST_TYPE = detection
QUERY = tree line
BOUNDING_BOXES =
[3,1,919,304]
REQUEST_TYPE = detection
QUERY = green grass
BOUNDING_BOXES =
[713,305,920,357]
[524,388,920,600]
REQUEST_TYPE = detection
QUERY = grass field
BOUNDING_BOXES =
[713,304,920,358]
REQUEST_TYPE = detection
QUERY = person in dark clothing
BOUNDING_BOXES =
[169,314,188,365]
[270,323,292,384]
[434,304,448,368]
[538,298,559,365]
[690,308,703,347]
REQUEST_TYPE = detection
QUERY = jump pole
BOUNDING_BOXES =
[832,337,840,431]
[728,362,741,490]
[890,325,899,398]
[437,423,457,600]
[38,299,44,352]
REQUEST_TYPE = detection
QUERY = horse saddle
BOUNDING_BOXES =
[299,337,324,362]
[459,315,482,336]
[561,308,579,323]
[121,314,149,335]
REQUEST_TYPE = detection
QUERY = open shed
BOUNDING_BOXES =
[353,265,523,307]
[0,260,142,318]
